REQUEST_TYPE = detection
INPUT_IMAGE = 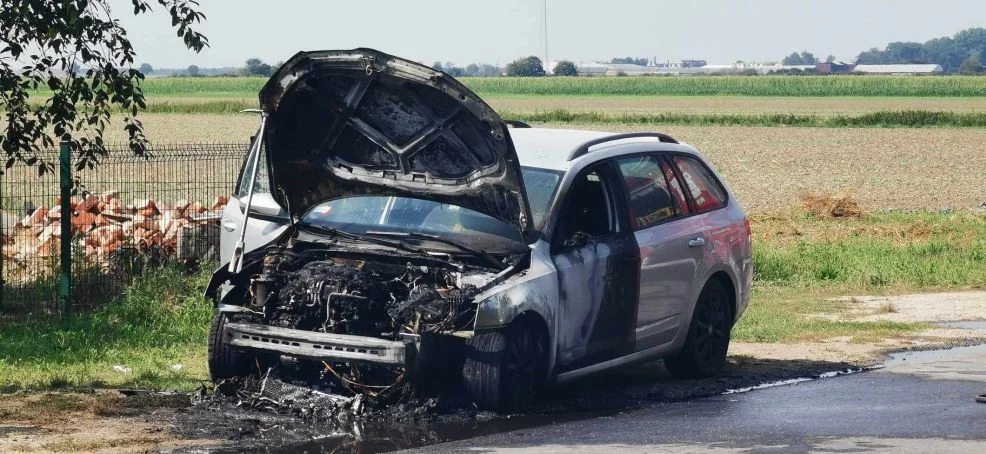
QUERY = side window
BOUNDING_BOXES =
[556,165,617,244]
[672,156,727,213]
[236,144,272,198]
[616,155,679,229]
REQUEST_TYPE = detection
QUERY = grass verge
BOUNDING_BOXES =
[0,266,213,391]
[733,210,986,343]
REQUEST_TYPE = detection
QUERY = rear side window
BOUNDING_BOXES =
[616,156,679,229]
[672,156,727,213]
[662,158,691,216]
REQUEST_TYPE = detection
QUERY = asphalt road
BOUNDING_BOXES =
[400,344,986,453]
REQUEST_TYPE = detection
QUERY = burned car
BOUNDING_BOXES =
[206,49,752,410]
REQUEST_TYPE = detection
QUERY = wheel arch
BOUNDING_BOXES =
[707,270,737,325]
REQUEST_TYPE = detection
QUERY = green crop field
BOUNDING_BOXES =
[26,75,986,99]
[462,75,986,97]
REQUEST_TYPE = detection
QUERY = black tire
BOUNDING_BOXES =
[207,312,253,381]
[463,321,546,411]
[665,280,732,379]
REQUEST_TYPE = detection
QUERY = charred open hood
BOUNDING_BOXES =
[260,49,533,240]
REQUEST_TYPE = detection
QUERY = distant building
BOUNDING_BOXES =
[570,60,947,77]
[600,63,655,76]
[852,64,944,75]
[815,62,855,74]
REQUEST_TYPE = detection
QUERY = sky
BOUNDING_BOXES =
[112,0,984,68]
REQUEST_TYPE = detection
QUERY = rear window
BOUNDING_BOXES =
[672,156,727,213]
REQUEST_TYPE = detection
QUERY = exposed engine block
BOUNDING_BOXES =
[248,248,479,341]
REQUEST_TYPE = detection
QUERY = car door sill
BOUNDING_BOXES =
[553,344,668,384]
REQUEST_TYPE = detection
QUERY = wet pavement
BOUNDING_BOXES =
[169,344,986,453]
[401,344,986,453]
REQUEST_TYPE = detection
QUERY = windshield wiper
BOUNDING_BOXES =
[299,224,425,256]
[365,231,505,269]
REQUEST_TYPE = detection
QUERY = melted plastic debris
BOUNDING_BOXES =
[221,369,361,422]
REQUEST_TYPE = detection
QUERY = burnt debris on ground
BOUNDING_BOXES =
[171,356,864,453]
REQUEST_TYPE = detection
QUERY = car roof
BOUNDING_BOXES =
[508,127,696,172]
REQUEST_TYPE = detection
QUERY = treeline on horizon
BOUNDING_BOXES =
[144,27,986,78]
[852,28,986,73]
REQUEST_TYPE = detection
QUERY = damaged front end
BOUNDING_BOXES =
[209,230,524,396]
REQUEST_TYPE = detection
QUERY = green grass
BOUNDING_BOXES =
[732,210,986,343]
[25,75,986,99]
[0,266,214,391]
[733,286,923,343]
[752,211,986,288]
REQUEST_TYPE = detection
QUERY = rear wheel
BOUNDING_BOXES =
[665,280,732,379]
[463,320,547,411]
[207,312,253,381]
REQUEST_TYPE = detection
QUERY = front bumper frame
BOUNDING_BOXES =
[223,322,410,366]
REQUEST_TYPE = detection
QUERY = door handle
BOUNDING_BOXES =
[221,219,238,232]
[687,237,706,248]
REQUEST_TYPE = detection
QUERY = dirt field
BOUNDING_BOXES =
[98,115,986,212]
[485,95,986,115]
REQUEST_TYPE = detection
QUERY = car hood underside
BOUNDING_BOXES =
[259,48,533,240]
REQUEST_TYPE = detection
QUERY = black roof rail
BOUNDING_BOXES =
[567,132,678,161]
[504,120,532,129]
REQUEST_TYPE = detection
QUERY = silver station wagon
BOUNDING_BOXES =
[206,49,752,411]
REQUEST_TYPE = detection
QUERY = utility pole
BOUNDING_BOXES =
[543,0,549,70]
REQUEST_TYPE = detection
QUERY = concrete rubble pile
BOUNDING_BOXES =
[1,190,229,277]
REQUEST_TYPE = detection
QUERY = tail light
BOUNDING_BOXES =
[743,216,752,242]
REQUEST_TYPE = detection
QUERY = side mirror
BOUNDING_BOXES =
[562,231,591,249]
[239,193,284,217]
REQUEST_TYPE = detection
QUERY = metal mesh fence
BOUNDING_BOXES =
[1,142,249,320]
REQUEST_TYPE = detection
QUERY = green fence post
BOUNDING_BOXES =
[0,165,4,312]
[59,135,72,319]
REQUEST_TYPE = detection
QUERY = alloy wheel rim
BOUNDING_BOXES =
[694,293,728,364]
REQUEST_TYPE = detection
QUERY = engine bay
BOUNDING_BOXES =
[224,244,500,395]
[250,247,482,339]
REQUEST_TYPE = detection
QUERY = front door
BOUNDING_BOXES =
[552,163,641,371]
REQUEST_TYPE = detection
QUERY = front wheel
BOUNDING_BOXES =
[207,312,253,381]
[665,280,732,379]
[462,321,547,411]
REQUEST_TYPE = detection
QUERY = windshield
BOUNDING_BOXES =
[300,167,562,247]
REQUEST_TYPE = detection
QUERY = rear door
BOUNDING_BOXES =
[614,154,706,350]
[219,141,290,263]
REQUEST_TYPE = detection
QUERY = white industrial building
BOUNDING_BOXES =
[548,60,947,77]
[852,64,944,75]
